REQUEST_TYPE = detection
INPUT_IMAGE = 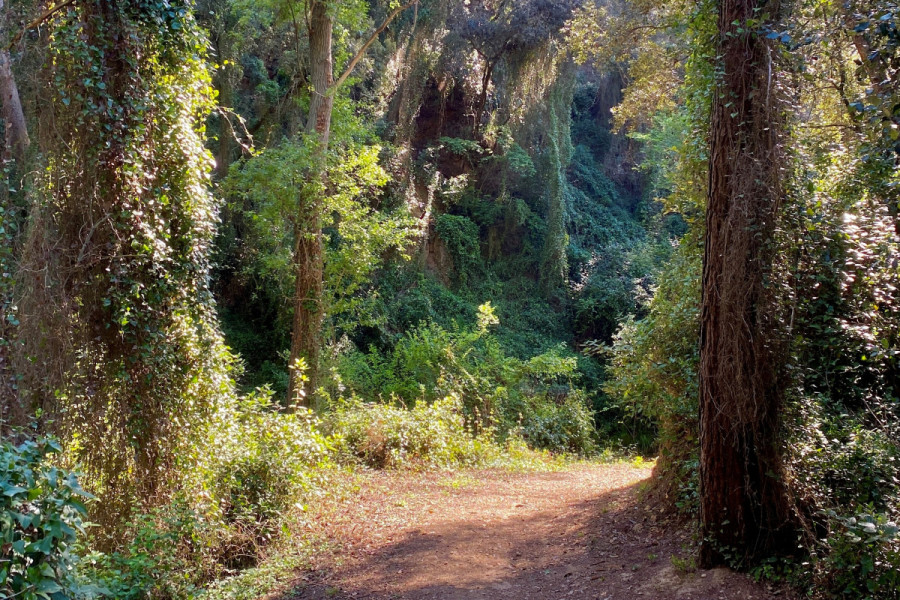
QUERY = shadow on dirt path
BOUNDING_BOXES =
[273,465,790,600]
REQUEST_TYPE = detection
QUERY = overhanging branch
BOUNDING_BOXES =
[7,0,77,51]
[327,0,417,97]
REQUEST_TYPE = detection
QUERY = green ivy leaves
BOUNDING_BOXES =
[0,438,92,600]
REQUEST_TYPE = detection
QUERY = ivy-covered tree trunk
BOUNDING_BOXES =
[288,0,333,403]
[539,67,574,296]
[16,0,226,540]
[698,0,795,567]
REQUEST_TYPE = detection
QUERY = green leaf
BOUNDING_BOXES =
[2,484,27,497]
[35,579,62,594]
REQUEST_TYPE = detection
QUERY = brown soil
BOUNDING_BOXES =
[275,464,791,600]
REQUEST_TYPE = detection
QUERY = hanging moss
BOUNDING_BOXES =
[539,63,575,296]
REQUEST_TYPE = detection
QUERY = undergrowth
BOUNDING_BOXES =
[5,379,591,600]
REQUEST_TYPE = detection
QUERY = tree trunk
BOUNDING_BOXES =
[287,0,333,404]
[214,31,233,178]
[0,0,29,162]
[841,2,889,96]
[305,1,334,146]
[698,0,795,568]
[473,57,494,138]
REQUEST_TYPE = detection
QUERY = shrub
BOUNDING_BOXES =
[517,391,597,454]
[0,437,92,600]
[325,395,494,468]
[206,388,336,534]
[78,498,216,600]
[604,239,701,498]
[336,307,598,455]
[820,509,900,599]
[78,388,340,599]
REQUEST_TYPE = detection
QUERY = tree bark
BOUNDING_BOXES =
[305,1,334,146]
[286,0,414,404]
[0,0,28,162]
[287,0,333,404]
[213,29,233,178]
[699,0,795,568]
[841,2,889,96]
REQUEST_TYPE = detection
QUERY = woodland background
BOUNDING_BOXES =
[0,0,898,598]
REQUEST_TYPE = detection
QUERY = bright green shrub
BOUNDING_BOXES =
[792,416,900,512]
[206,388,336,531]
[336,307,598,455]
[0,438,92,600]
[325,395,494,468]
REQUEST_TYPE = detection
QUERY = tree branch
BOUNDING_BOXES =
[327,1,417,97]
[6,0,77,51]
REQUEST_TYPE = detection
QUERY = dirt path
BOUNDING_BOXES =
[278,464,789,600]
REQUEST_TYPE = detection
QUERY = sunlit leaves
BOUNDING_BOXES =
[225,135,415,339]
[566,0,696,130]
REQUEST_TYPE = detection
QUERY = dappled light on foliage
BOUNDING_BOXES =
[0,0,898,598]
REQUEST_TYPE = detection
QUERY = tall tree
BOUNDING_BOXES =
[698,0,795,567]
[287,0,332,403]
[15,0,227,535]
[287,0,415,402]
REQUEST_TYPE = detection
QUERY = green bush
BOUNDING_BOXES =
[0,437,93,600]
[79,498,216,600]
[820,509,900,599]
[325,395,495,468]
[336,306,597,455]
[604,239,700,443]
[78,388,340,599]
[207,388,336,531]
[516,391,597,454]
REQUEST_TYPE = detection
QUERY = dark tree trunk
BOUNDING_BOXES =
[0,0,29,162]
[699,0,795,568]
[287,0,333,404]
[214,32,233,178]
[473,56,494,138]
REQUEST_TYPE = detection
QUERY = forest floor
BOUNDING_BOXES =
[268,462,792,600]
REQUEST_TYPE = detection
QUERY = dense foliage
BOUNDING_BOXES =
[0,438,92,600]
[0,0,898,597]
